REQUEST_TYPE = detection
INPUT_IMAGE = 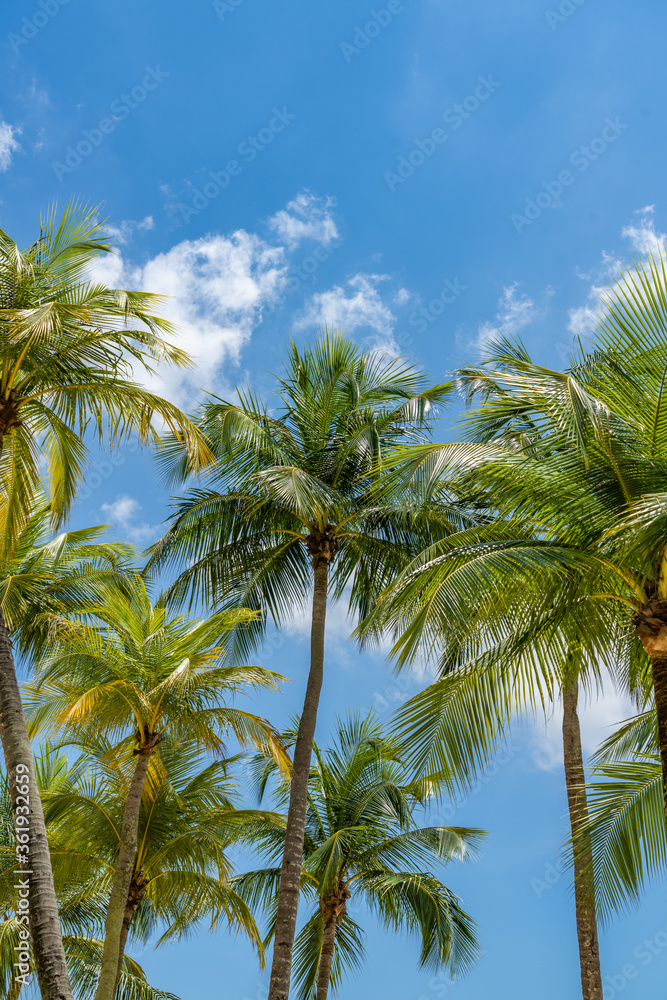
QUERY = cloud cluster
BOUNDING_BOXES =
[87,219,289,408]
[568,206,667,340]
[295,273,399,353]
[84,191,415,407]
[268,191,338,249]
[100,495,161,545]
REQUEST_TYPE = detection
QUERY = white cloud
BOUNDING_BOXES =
[0,118,21,171]
[476,282,548,351]
[82,191,351,407]
[296,272,397,351]
[87,230,287,408]
[567,302,600,340]
[567,207,667,341]
[135,231,286,407]
[268,191,338,249]
[87,250,125,288]
[621,204,667,256]
[101,495,161,545]
[107,215,154,244]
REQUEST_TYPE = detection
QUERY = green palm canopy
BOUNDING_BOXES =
[236,714,483,1000]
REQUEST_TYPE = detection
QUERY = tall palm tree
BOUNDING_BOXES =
[26,575,287,1000]
[40,738,286,979]
[357,337,649,1000]
[147,332,457,1000]
[0,746,181,1000]
[236,715,482,1000]
[0,203,212,1000]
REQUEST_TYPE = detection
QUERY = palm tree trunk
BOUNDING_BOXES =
[632,602,667,823]
[562,679,603,1000]
[94,743,156,1000]
[114,905,133,994]
[316,917,337,1000]
[268,558,329,1000]
[0,612,75,1000]
[316,894,348,1000]
[651,650,667,822]
[113,876,148,995]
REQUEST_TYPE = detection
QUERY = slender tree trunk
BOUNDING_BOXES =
[633,600,667,823]
[651,649,667,820]
[113,876,148,996]
[315,893,348,1000]
[562,679,603,1000]
[316,915,338,1000]
[114,906,133,992]
[268,558,329,1000]
[94,742,156,1000]
[0,612,74,1000]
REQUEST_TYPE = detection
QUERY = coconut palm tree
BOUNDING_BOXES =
[0,499,137,1000]
[0,746,181,1000]
[147,332,458,1000]
[0,203,212,1000]
[26,575,287,1000]
[235,715,482,1000]
[40,738,286,982]
[357,335,650,1000]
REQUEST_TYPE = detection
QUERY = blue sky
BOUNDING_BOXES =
[3,0,667,996]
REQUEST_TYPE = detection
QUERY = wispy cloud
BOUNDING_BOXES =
[295,272,398,352]
[107,215,155,244]
[475,282,551,352]
[568,206,667,340]
[100,495,162,545]
[268,191,338,249]
[0,117,21,171]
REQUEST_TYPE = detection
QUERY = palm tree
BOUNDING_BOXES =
[26,575,287,1000]
[0,203,212,1000]
[357,337,650,1000]
[37,736,285,996]
[0,746,181,1000]
[0,500,137,1000]
[235,715,482,1000]
[437,256,667,830]
[40,738,286,979]
[147,332,457,1000]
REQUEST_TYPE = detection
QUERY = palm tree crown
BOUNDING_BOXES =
[237,715,482,1000]
[0,202,211,549]
[150,331,456,640]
